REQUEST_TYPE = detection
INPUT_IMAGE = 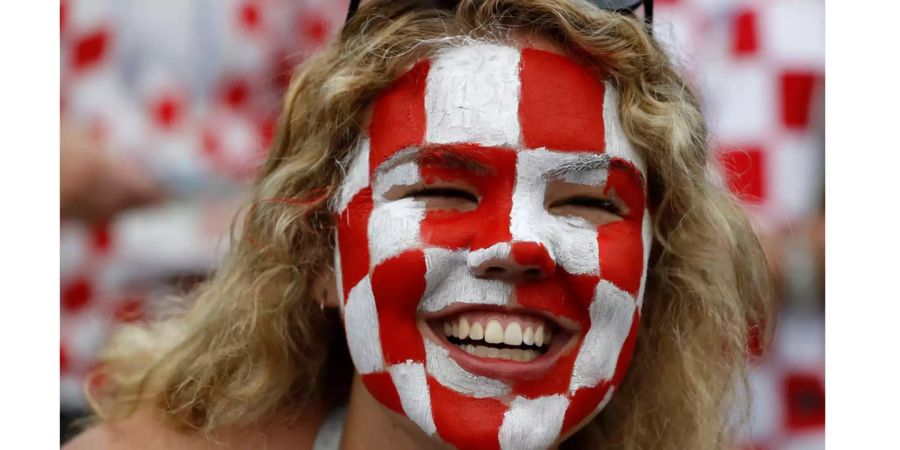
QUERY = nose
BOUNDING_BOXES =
[468,241,557,281]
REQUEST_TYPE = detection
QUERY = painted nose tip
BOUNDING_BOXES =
[470,241,556,281]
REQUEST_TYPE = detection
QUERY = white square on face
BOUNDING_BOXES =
[425,43,522,147]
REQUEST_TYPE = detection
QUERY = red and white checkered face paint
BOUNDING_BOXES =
[333,43,651,450]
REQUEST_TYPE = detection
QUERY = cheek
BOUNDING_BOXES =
[336,188,373,301]
[371,250,428,364]
[598,220,645,297]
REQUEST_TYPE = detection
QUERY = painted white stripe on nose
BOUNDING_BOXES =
[466,242,513,269]
[510,149,601,276]
[425,43,522,147]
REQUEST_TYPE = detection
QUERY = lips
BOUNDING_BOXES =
[422,305,580,380]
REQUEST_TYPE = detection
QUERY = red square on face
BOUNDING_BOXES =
[369,61,430,171]
[519,49,606,152]
[718,147,766,204]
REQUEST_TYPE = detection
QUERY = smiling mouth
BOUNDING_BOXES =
[422,306,579,380]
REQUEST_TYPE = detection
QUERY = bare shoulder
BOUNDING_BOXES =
[64,408,324,450]
[63,410,206,450]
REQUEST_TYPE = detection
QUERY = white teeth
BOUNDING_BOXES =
[484,320,504,344]
[458,318,470,340]
[463,345,539,362]
[469,321,484,340]
[523,326,534,345]
[442,316,553,353]
[504,322,523,346]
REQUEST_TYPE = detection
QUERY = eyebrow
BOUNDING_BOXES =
[543,153,646,188]
[376,146,494,176]
[542,154,611,179]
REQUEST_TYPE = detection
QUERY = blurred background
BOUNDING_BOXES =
[59,0,824,447]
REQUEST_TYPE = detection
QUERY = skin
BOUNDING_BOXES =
[65,34,635,450]
[60,121,164,222]
[337,31,647,448]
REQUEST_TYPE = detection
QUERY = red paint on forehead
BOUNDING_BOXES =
[419,145,517,251]
[428,377,505,450]
[371,250,427,364]
[519,48,606,152]
[337,188,373,301]
[360,372,405,415]
[369,61,430,172]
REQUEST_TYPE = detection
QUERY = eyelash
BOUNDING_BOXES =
[555,196,622,214]
[406,188,479,203]
[402,190,620,215]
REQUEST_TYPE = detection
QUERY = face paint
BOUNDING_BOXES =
[333,43,651,450]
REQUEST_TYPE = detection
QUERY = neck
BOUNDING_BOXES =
[340,373,450,450]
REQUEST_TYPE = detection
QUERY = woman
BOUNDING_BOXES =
[66,1,770,448]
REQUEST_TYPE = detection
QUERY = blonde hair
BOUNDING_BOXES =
[89,1,772,448]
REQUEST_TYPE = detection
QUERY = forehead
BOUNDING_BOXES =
[367,42,644,175]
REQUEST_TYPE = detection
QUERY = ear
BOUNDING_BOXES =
[313,267,341,310]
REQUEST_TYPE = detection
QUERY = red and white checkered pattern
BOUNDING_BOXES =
[655,0,824,231]
[653,1,825,448]
[334,44,650,450]
[60,0,349,408]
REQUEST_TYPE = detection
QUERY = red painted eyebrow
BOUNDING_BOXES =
[375,145,497,176]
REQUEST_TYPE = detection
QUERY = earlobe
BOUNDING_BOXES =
[314,268,341,309]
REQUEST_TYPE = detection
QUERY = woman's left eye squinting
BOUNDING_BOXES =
[548,195,625,225]
[403,187,479,211]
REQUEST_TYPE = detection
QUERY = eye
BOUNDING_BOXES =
[551,196,622,214]
[403,187,479,211]
[405,188,478,202]
[548,195,625,225]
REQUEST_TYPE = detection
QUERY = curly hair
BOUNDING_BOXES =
[88,1,772,448]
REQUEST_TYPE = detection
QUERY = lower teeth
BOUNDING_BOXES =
[458,344,539,362]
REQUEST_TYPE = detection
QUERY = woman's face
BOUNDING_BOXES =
[333,41,651,449]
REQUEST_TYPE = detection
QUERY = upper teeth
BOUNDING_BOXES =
[442,316,551,348]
